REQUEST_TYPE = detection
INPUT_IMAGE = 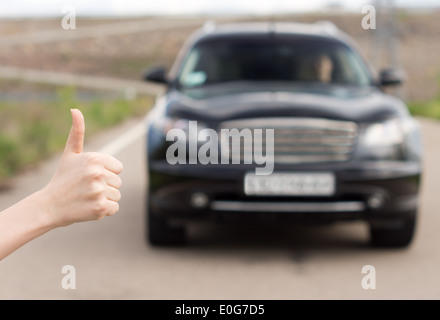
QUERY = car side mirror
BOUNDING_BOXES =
[379,68,405,87]
[143,67,168,84]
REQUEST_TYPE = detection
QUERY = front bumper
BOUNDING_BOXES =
[148,160,421,224]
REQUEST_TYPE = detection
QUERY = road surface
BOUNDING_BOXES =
[0,116,439,300]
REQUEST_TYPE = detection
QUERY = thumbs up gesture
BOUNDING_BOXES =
[40,109,123,227]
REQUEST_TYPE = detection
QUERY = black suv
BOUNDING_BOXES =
[144,21,422,248]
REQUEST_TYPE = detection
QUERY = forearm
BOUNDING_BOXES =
[0,190,53,261]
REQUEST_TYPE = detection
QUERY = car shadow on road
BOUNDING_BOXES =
[188,223,368,248]
[156,221,383,262]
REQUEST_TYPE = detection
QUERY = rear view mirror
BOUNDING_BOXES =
[143,67,168,84]
[379,68,405,87]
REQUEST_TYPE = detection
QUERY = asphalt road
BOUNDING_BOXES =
[0,115,439,300]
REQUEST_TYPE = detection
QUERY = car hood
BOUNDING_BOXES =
[165,82,408,123]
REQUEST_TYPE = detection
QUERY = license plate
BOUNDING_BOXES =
[244,172,335,196]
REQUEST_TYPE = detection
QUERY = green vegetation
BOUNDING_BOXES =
[0,86,153,181]
[408,94,440,120]
[408,76,440,120]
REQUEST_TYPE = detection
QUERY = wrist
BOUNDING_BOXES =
[31,188,58,231]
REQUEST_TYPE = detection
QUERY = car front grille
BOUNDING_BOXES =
[218,117,358,164]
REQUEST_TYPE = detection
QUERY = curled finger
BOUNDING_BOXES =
[105,185,121,202]
[105,170,122,189]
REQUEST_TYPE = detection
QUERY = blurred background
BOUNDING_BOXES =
[0,0,440,300]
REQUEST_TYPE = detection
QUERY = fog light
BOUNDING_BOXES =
[367,193,385,210]
[190,192,209,208]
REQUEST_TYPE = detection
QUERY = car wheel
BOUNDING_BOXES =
[147,201,186,246]
[369,212,417,248]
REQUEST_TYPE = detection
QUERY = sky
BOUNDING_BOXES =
[0,0,438,18]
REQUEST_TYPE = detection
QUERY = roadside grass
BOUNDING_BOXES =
[408,98,440,120]
[0,86,154,181]
[408,76,440,120]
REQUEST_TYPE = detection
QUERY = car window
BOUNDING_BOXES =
[177,36,372,88]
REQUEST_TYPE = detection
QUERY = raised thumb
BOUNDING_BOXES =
[64,108,85,154]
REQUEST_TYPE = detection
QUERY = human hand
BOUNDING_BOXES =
[39,109,123,228]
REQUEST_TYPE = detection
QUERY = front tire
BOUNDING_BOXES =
[369,212,417,248]
[147,201,186,246]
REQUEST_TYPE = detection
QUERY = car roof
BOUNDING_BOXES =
[194,21,348,42]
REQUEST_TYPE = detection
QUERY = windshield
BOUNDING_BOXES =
[177,36,372,88]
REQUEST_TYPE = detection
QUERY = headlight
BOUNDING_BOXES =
[362,119,405,147]
[358,119,406,160]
